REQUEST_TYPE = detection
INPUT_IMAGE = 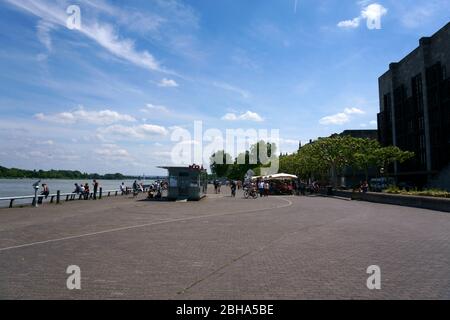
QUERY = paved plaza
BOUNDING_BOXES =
[0,188,449,300]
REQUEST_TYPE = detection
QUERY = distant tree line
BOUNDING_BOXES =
[0,166,141,180]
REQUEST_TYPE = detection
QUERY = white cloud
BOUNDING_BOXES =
[320,113,351,125]
[5,0,169,73]
[158,78,179,87]
[337,18,361,29]
[319,107,366,126]
[37,140,54,145]
[222,111,264,122]
[344,107,365,115]
[35,107,136,125]
[213,82,251,99]
[338,3,387,29]
[86,23,163,71]
[369,120,378,126]
[36,19,54,51]
[95,144,131,160]
[97,124,168,140]
[141,104,170,113]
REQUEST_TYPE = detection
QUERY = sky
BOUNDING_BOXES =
[0,0,449,175]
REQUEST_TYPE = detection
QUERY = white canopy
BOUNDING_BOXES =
[267,173,298,180]
[251,173,298,180]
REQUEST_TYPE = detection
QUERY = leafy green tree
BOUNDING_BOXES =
[373,146,415,177]
[210,150,233,177]
[352,138,381,181]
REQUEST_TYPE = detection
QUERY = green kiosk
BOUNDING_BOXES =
[159,165,208,201]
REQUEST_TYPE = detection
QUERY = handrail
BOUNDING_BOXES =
[0,190,121,201]
[0,189,138,208]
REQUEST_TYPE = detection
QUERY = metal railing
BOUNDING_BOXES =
[0,188,133,208]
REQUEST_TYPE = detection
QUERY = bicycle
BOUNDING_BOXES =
[244,187,258,199]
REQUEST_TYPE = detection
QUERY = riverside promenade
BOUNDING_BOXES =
[0,187,449,300]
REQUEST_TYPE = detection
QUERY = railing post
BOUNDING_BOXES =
[9,199,14,208]
[56,190,60,204]
[99,188,102,199]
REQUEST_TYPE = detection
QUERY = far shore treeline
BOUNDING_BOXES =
[0,166,143,180]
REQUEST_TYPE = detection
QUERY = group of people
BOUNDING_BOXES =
[74,180,99,200]
[257,180,271,197]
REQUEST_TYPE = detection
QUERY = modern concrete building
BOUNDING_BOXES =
[378,22,450,190]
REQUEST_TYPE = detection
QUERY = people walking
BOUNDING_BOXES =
[214,180,221,194]
[132,180,139,197]
[230,180,237,198]
[258,180,264,197]
[93,180,99,200]
[264,181,270,197]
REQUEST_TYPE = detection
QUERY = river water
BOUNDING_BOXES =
[0,179,155,201]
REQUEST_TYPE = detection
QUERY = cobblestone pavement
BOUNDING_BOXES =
[0,188,449,300]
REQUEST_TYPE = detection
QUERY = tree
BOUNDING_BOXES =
[352,138,382,181]
[306,136,356,187]
[373,146,415,177]
[210,150,233,178]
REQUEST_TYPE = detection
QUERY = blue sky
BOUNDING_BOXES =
[0,0,449,175]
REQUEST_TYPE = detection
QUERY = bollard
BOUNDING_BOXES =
[99,188,103,200]
[56,190,61,204]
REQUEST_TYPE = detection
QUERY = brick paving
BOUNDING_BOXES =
[0,188,449,299]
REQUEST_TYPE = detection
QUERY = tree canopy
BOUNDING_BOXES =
[279,136,414,186]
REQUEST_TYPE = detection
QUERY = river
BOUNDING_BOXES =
[0,179,155,198]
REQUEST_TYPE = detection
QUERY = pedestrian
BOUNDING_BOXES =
[133,180,139,197]
[258,180,264,197]
[215,180,221,194]
[120,182,126,195]
[41,184,50,199]
[74,183,81,194]
[84,183,90,200]
[361,181,369,193]
[93,180,99,200]
[300,180,306,196]
[230,180,237,198]
[214,180,218,194]
[264,181,270,197]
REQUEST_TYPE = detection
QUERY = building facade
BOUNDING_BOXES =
[378,22,450,189]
